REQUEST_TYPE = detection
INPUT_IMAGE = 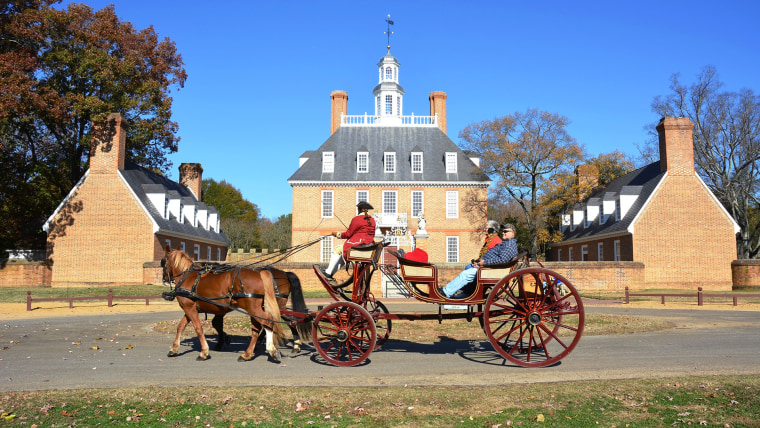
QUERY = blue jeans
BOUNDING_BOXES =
[441,267,479,297]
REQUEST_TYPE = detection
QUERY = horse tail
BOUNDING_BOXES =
[286,271,313,344]
[260,270,284,346]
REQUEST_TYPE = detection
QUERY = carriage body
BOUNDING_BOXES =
[310,241,585,368]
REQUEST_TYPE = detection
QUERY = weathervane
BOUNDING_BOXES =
[385,14,394,51]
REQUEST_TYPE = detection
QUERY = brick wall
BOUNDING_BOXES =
[731,259,760,289]
[633,175,736,290]
[291,185,486,264]
[46,172,155,286]
[0,260,52,287]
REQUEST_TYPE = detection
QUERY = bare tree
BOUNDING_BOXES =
[651,66,760,258]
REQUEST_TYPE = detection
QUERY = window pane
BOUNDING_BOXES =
[446,191,458,218]
[383,191,397,213]
[385,95,392,115]
[412,153,422,173]
[447,236,459,263]
[357,152,368,173]
[357,190,368,204]
[411,191,423,217]
[322,152,334,173]
[385,153,396,173]
[321,190,333,218]
[445,152,457,173]
[321,236,333,263]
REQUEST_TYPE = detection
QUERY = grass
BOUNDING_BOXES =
[0,284,168,302]
[582,288,760,306]
[1,376,758,426]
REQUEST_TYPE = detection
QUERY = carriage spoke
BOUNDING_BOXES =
[312,301,376,367]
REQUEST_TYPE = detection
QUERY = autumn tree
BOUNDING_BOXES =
[460,108,584,256]
[201,178,261,250]
[650,66,760,258]
[259,214,293,251]
[0,1,186,253]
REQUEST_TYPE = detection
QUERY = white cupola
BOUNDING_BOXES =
[373,49,405,124]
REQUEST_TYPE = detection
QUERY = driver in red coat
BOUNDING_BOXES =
[323,201,377,278]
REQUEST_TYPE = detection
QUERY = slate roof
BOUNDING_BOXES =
[561,161,665,241]
[119,161,230,246]
[288,126,490,184]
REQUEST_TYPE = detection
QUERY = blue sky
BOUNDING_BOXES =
[61,0,760,219]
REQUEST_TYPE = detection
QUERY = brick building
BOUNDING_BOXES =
[550,117,739,289]
[288,47,491,293]
[43,113,229,286]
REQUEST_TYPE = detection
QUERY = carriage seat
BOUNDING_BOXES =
[345,241,383,264]
[388,250,438,296]
[476,252,528,286]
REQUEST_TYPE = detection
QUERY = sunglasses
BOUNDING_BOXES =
[503,230,513,234]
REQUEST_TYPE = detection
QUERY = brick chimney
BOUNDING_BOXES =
[656,117,695,176]
[179,163,203,200]
[429,91,447,134]
[330,90,348,135]
[90,113,127,174]
[575,164,599,190]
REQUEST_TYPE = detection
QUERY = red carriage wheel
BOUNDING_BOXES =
[365,300,391,349]
[483,268,584,367]
[312,301,377,367]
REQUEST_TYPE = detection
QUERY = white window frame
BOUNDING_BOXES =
[320,236,333,263]
[321,190,334,218]
[322,151,334,173]
[411,152,423,173]
[207,247,211,261]
[614,240,621,261]
[597,242,604,261]
[356,190,369,206]
[382,190,397,214]
[557,248,562,262]
[385,66,392,80]
[385,95,392,115]
[217,248,221,262]
[568,247,573,261]
[165,238,171,249]
[384,152,396,173]
[357,152,368,173]
[615,199,621,221]
[446,236,459,263]
[411,190,424,218]
[445,152,457,173]
[581,245,588,261]
[584,210,590,228]
[446,191,458,218]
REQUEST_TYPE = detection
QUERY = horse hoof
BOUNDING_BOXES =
[196,354,210,361]
[238,354,253,362]
[269,351,282,363]
[167,351,177,357]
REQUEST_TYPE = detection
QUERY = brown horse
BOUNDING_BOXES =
[162,245,284,361]
[211,267,313,355]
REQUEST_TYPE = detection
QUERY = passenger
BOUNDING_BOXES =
[439,224,518,298]
[466,220,503,270]
[322,201,377,278]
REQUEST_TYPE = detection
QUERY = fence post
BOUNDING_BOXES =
[698,287,703,306]
[624,287,629,304]
[27,291,32,311]
[108,289,113,307]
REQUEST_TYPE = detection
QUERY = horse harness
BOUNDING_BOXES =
[161,263,289,323]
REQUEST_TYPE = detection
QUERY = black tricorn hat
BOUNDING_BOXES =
[357,201,374,211]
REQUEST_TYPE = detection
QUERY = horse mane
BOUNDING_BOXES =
[171,249,195,272]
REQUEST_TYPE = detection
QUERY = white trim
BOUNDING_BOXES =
[155,229,229,247]
[117,169,161,233]
[289,180,491,187]
[42,170,90,233]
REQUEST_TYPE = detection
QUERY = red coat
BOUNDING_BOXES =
[340,214,377,254]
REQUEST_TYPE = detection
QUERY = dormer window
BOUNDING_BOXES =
[357,152,368,173]
[615,199,621,221]
[179,202,184,223]
[446,152,457,173]
[164,197,169,219]
[322,152,334,173]
[384,152,396,173]
[411,152,423,173]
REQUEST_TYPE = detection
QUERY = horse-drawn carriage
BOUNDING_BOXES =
[161,240,584,368]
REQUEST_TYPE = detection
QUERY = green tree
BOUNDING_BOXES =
[650,66,760,258]
[259,214,292,251]
[460,108,585,256]
[201,178,261,249]
[0,1,186,253]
